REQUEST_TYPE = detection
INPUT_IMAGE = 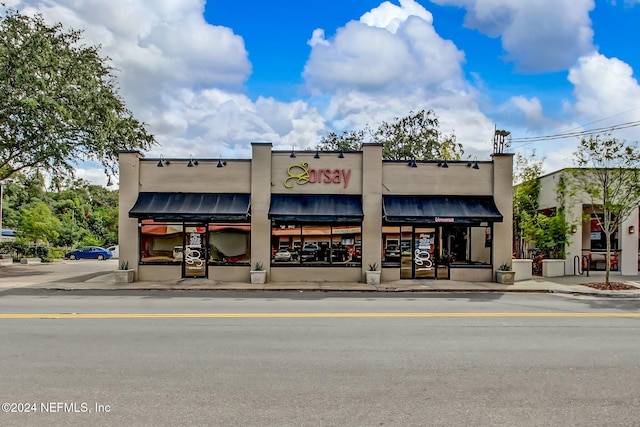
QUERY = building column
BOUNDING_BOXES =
[491,153,514,270]
[565,202,584,275]
[361,143,383,281]
[621,208,638,275]
[251,143,273,280]
[118,151,142,279]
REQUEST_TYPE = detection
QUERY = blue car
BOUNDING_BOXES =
[65,246,113,260]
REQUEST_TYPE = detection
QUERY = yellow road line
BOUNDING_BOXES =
[0,312,639,319]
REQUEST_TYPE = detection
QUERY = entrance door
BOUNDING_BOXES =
[182,225,207,278]
[413,227,436,279]
[400,226,450,279]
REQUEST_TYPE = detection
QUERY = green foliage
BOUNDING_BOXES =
[1,172,118,250]
[513,151,572,259]
[79,234,105,247]
[520,212,570,259]
[316,109,462,160]
[0,8,156,182]
[498,262,511,271]
[0,241,53,261]
[253,261,264,271]
[119,260,129,270]
[17,201,61,244]
[368,262,379,271]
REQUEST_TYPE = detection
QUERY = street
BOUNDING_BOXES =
[0,291,639,427]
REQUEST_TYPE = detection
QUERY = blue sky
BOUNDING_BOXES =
[8,0,640,185]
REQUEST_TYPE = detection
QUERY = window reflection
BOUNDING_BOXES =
[271,224,361,266]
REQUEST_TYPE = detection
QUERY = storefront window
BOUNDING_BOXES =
[442,225,492,266]
[383,225,492,269]
[590,214,618,250]
[139,221,251,265]
[382,226,401,265]
[140,222,184,264]
[208,223,251,265]
[271,224,361,266]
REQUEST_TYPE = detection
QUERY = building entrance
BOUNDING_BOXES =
[182,225,208,278]
[400,226,450,279]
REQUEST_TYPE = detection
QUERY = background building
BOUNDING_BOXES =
[537,169,639,276]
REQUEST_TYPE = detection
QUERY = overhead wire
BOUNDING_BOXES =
[508,106,640,149]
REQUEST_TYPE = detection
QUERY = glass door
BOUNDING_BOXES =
[413,227,436,279]
[400,226,413,279]
[182,225,207,278]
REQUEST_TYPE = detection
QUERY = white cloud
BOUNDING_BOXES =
[304,0,495,157]
[568,53,640,125]
[432,0,595,72]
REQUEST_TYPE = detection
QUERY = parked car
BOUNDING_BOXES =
[106,245,119,259]
[65,246,112,260]
[385,245,401,260]
[274,249,292,262]
[300,244,320,262]
[330,244,349,262]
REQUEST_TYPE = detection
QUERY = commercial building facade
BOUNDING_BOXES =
[537,169,639,276]
[119,143,513,283]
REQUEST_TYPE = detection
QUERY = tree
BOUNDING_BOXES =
[18,201,61,244]
[316,109,463,160]
[571,136,640,284]
[513,151,544,258]
[513,151,571,261]
[0,8,156,182]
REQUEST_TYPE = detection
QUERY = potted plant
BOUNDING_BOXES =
[114,260,135,283]
[496,262,515,284]
[365,262,381,285]
[250,261,267,284]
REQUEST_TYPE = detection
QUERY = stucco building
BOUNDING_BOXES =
[536,169,639,276]
[118,143,513,283]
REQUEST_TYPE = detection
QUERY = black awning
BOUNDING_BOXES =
[129,192,250,221]
[269,194,363,223]
[383,195,503,224]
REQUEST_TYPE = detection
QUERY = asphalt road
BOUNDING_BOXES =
[0,291,639,427]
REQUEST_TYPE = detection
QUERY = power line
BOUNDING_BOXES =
[509,120,640,148]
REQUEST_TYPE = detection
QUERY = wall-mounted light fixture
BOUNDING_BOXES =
[629,225,635,234]
[338,149,345,158]
[467,156,479,169]
[571,224,577,234]
[437,159,448,168]
[156,154,170,167]
[314,149,320,159]
[408,159,417,167]
[217,155,227,168]
[187,155,198,167]
[290,146,297,158]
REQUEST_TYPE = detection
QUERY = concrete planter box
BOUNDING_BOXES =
[512,259,533,281]
[542,259,565,277]
[250,270,267,284]
[114,269,135,283]
[20,258,41,265]
[365,271,381,285]
[496,270,515,284]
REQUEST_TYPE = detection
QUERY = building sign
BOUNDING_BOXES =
[285,162,351,189]
[435,217,455,223]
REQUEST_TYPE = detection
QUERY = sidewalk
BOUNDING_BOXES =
[0,261,638,297]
